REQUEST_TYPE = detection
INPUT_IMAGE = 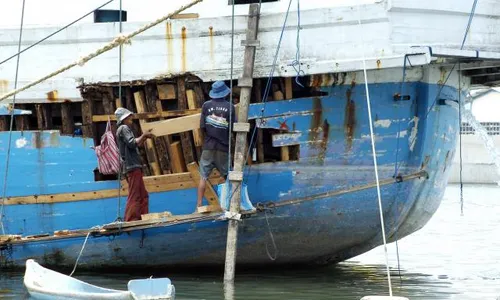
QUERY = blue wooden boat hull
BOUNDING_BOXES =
[0,73,458,269]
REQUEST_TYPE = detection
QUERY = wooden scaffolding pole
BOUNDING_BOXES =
[223,3,260,288]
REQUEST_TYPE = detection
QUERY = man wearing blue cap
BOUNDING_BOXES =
[197,81,237,211]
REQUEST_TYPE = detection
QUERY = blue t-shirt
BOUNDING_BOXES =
[200,98,237,152]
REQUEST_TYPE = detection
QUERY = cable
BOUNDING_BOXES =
[356,1,393,296]
[0,0,26,235]
[116,0,123,221]
[458,62,464,216]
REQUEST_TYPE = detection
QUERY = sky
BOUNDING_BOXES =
[0,0,378,28]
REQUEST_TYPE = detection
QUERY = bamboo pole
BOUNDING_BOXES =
[223,3,260,297]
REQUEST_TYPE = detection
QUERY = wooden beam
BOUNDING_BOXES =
[60,103,74,135]
[170,141,187,173]
[186,89,203,150]
[81,99,94,138]
[133,91,162,176]
[280,78,293,161]
[187,162,220,207]
[142,113,201,137]
[0,117,8,131]
[145,83,172,174]
[142,105,239,137]
[92,109,201,122]
[14,104,30,131]
[5,172,224,206]
[157,84,177,100]
[124,87,135,111]
[177,77,196,164]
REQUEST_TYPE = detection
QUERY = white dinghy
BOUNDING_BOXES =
[23,259,175,300]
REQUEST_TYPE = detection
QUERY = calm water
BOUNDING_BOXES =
[1,185,499,299]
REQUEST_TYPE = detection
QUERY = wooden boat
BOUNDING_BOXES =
[23,259,175,300]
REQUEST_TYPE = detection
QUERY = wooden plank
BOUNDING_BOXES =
[281,146,290,161]
[142,105,239,137]
[170,141,187,173]
[141,211,172,221]
[14,104,30,131]
[192,83,205,107]
[187,162,220,207]
[5,172,224,206]
[35,104,44,130]
[145,83,172,174]
[177,77,196,164]
[0,117,8,131]
[125,87,135,111]
[157,84,177,100]
[115,98,122,108]
[142,113,201,137]
[285,77,293,99]
[102,87,115,115]
[81,99,94,138]
[92,109,201,122]
[196,205,222,214]
[60,103,74,134]
[133,91,162,176]
[186,89,203,148]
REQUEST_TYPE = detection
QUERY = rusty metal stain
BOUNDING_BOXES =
[165,22,174,71]
[318,119,330,161]
[209,26,215,69]
[344,81,356,151]
[376,59,381,69]
[49,131,60,146]
[33,131,43,148]
[443,150,451,173]
[421,155,431,169]
[438,67,446,85]
[181,26,187,72]
[309,97,323,142]
[47,90,58,101]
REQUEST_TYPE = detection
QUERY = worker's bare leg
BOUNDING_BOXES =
[197,178,206,209]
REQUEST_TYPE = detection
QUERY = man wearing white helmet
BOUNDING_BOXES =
[114,107,155,221]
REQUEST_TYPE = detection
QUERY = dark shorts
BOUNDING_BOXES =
[199,150,229,180]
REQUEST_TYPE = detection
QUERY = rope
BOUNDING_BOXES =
[458,62,464,216]
[0,0,26,235]
[116,0,124,221]
[356,2,393,296]
[0,0,115,68]
[290,0,304,87]
[264,209,278,261]
[69,225,102,277]
[421,0,479,120]
[0,0,203,103]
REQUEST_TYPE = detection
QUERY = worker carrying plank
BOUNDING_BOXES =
[115,107,155,221]
[197,81,237,211]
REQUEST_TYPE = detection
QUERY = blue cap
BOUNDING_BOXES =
[209,81,231,99]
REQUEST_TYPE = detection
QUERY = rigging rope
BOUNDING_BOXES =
[356,1,393,296]
[116,0,124,222]
[0,0,26,235]
[0,0,115,68]
[458,62,464,216]
[421,0,479,120]
[0,0,203,103]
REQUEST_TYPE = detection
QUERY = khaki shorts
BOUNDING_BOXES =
[199,150,229,180]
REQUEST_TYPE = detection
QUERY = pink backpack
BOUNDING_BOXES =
[94,119,120,175]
